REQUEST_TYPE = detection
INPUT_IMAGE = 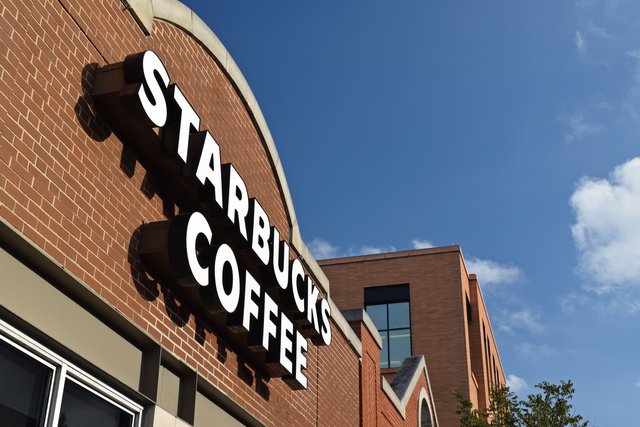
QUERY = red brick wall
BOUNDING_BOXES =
[467,275,506,410]
[0,1,360,425]
[358,322,381,427]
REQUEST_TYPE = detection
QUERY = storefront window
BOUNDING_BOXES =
[58,380,134,427]
[0,341,53,427]
[0,322,141,427]
[365,285,412,368]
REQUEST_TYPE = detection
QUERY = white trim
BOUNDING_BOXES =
[382,377,406,417]
[380,356,439,425]
[48,364,66,427]
[418,388,436,427]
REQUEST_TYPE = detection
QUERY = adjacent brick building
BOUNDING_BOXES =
[0,0,443,426]
[321,247,506,427]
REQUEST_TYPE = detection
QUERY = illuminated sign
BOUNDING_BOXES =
[93,51,330,390]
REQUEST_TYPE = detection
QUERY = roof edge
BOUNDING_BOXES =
[318,245,461,266]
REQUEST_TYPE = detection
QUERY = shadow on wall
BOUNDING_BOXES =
[126,225,271,401]
[75,63,112,142]
[77,63,178,217]
[77,62,273,402]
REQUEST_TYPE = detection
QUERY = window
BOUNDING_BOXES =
[0,320,142,427]
[0,338,53,426]
[419,397,433,427]
[365,285,411,369]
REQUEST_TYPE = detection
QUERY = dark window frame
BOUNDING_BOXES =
[364,284,412,369]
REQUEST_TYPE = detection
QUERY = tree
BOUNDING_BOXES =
[454,390,487,427]
[486,385,520,427]
[453,380,588,427]
[519,381,588,427]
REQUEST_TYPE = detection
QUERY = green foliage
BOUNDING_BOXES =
[487,385,520,427]
[454,389,487,427]
[453,380,588,427]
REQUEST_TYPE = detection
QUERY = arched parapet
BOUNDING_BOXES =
[124,0,329,292]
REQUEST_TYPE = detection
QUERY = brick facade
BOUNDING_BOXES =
[321,247,506,427]
[1,1,438,425]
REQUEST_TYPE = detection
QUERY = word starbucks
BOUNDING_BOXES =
[120,51,331,389]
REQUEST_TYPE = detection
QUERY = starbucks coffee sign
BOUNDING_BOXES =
[93,51,331,390]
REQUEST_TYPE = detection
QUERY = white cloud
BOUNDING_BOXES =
[516,342,557,360]
[570,157,640,293]
[466,257,523,287]
[623,51,640,124]
[573,21,611,56]
[585,22,612,38]
[560,291,590,314]
[626,49,640,59]
[506,374,529,394]
[307,238,396,259]
[575,31,587,55]
[576,0,636,13]
[307,238,341,260]
[357,244,397,255]
[564,113,603,143]
[310,241,525,293]
[411,238,434,249]
[499,309,544,335]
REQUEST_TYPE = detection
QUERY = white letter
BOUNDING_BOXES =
[271,228,290,289]
[293,331,308,389]
[262,292,278,351]
[139,51,169,127]
[195,131,224,210]
[279,314,294,375]
[250,199,271,265]
[226,165,249,240]
[242,271,261,332]
[214,244,240,314]
[290,259,305,313]
[306,278,320,334]
[186,212,211,287]
[172,85,201,163]
[319,298,331,346]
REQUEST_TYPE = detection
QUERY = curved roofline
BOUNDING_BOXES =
[125,0,329,292]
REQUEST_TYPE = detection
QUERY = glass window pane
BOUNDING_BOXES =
[58,380,133,427]
[389,329,411,368]
[365,304,387,332]
[388,302,410,329]
[380,331,389,369]
[0,340,52,427]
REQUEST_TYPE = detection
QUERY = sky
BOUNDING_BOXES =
[181,1,640,424]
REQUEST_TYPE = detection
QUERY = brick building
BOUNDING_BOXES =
[320,247,506,427]
[0,0,441,426]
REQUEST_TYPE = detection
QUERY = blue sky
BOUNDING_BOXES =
[182,1,640,424]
